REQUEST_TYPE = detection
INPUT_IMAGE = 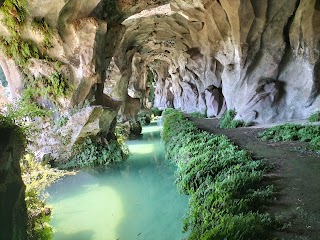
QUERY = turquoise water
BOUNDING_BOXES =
[47,121,189,240]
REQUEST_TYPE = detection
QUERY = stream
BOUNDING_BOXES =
[47,121,189,240]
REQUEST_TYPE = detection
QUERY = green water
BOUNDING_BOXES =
[47,121,189,240]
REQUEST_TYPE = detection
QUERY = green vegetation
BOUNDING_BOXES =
[5,88,49,124]
[308,111,320,123]
[0,0,66,104]
[162,109,273,239]
[151,107,162,116]
[21,154,66,239]
[147,69,155,104]
[0,37,40,67]
[31,17,53,49]
[219,109,248,129]
[189,111,206,118]
[0,0,27,36]
[137,111,152,126]
[259,123,320,151]
[0,114,65,240]
[24,72,72,102]
[58,137,129,169]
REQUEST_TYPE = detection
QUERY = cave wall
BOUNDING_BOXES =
[0,128,28,239]
[1,0,320,127]
[106,0,320,123]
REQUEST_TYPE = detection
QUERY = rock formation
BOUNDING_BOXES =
[110,0,320,123]
[1,0,320,133]
[0,125,28,239]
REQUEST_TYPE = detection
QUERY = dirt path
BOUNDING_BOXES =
[190,117,320,240]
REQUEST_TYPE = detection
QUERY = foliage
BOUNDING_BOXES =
[151,107,162,117]
[0,37,39,67]
[189,111,206,118]
[24,72,72,101]
[0,0,27,36]
[21,154,66,240]
[58,137,129,169]
[219,109,248,129]
[162,110,273,239]
[161,108,176,119]
[137,111,151,126]
[259,123,320,151]
[5,88,49,130]
[147,69,155,104]
[31,17,53,49]
[308,111,320,123]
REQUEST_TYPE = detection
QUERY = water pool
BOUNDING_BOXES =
[47,121,189,240]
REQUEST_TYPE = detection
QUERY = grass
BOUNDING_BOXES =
[161,109,273,239]
[259,123,320,151]
[219,109,248,129]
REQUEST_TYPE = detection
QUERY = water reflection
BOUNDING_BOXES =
[47,121,188,240]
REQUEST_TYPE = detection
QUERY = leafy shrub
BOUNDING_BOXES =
[161,108,176,119]
[58,137,129,169]
[151,107,162,116]
[259,123,320,151]
[21,154,66,240]
[162,110,273,239]
[189,112,206,118]
[308,111,320,123]
[219,109,247,129]
[137,111,151,126]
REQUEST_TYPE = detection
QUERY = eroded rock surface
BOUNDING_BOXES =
[1,0,320,130]
[105,0,320,123]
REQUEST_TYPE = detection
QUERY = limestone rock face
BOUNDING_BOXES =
[1,0,320,132]
[0,128,27,239]
[29,106,117,162]
[105,0,320,123]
